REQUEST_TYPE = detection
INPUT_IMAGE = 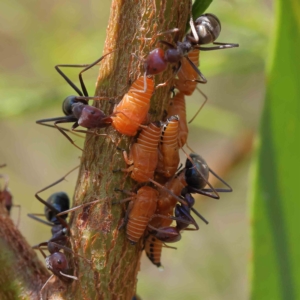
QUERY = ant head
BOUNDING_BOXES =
[155,227,181,243]
[77,106,110,128]
[185,153,209,190]
[145,48,168,75]
[194,13,221,44]
[62,95,88,116]
[45,192,70,223]
[46,252,68,277]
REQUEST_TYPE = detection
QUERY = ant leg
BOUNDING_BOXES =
[34,166,79,228]
[190,207,209,225]
[149,214,193,227]
[48,241,90,264]
[36,121,85,139]
[176,208,200,230]
[195,42,239,51]
[161,243,177,250]
[54,120,84,151]
[55,64,90,96]
[189,16,199,43]
[32,242,49,258]
[27,213,54,227]
[147,178,188,206]
[78,51,116,96]
[205,167,233,192]
[185,56,207,83]
[36,116,79,140]
[40,274,54,300]
[188,87,208,124]
[113,165,134,174]
[56,198,107,217]
[155,63,181,90]
[157,40,176,49]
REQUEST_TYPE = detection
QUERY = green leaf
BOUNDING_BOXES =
[192,0,213,18]
[186,0,213,32]
[250,0,300,299]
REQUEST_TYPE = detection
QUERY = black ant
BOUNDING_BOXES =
[144,13,239,84]
[27,167,89,298]
[36,52,115,151]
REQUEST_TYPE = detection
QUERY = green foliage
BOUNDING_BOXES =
[192,0,213,18]
[250,0,300,299]
[185,0,213,32]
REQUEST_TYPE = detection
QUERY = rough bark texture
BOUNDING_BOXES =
[64,0,190,299]
[0,1,191,299]
[0,202,62,300]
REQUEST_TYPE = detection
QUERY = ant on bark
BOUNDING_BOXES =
[145,13,238,87]
[27,167,90,298]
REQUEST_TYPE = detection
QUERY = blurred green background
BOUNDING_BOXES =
[0,0,273,299]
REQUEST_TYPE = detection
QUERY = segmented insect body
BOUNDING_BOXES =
[156,115,180,178]
[126,186,159,245]
[112,77,154,136]
[175,49,200,95]
[167,92,188,147]
[120,122,162,182]
[144,235,164,267]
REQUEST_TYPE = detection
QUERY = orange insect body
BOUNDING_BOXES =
[122,122,162,182]
[126,186,158,244]
[112,77,154,136]
[150,172,186,229]
[175,49,200,96]
[144,235,163,267]
[167,92,188,147]
[156,115,180,178]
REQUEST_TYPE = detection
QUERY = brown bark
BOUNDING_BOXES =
[63,1,191,299]
[0,202,61,300]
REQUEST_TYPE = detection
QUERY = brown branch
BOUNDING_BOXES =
[0,202,61,299]
[0,2,248,298]
[63,1,191,299]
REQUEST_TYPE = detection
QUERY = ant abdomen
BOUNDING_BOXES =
[185,153,209,190]
[45,192,70,223]
[193,13,221,45]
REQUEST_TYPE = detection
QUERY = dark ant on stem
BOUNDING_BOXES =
[144,13,239,87]
[27,167,90,298]
[36,53,115,151]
